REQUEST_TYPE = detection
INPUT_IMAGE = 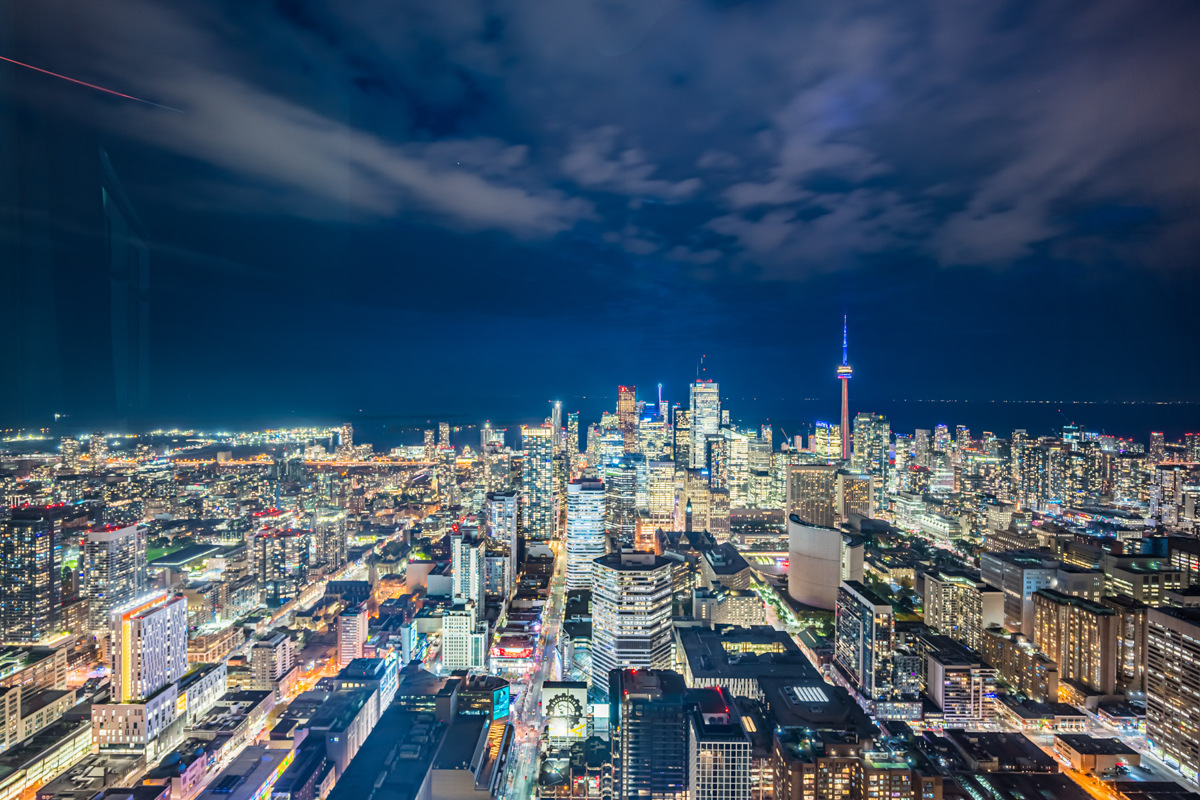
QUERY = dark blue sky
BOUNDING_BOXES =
[1,0,1198,433]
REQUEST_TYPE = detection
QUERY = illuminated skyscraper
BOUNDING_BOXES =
[591,551,674,683]
[438,421,450,448]
[617,385,637,453]
[835,580,896,705]
[423,429,435,462]
[810,421,841,459]
[257,529,311,606]
[486,490,519,581]
[689,381,720,469]
[566,477,606,590]
[933,424,950,453]
[851,413,890,511]
[674,408,691,468]
[836,317,853,461]
[551,401,564,454]
[84,523,147,632]
[109,591,189,702]
[0,511,64,640]
[521,425,555,541]
[451,526,486,623]
[605,456,638,548]
[339,423,354,450]
[567,411,580,460]
[91,431,108,472]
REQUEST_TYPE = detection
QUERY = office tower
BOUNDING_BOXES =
[1186,432,1200,463]
[0,513,63,641]
[933,424,950,453]
[914,429,931,467]
[787,464,838,527]
[646,460,676,530]
[609,669,691,800]
[604,456,638,547]
[851,413,889,510]
[552,401,564,453]
[567,411,580,460]
[837,472,873,522]
[521,425,555,541]
[91,431,108,472]
[442,604,488,672]
[1149,431,1166,463]
[84,524,147,632]
[1032,589,1117,694]
[452,526,486,612]
[689,686,751,800]
[760,424,772,450]
[835,581,895,705]
[424,429,435,461]
[787,517,861,610]
[1146,607,1200,778]
[617,385,638,453]
[438,421,450,448]
[835,317,853,460]
[566,477,606,590]
[689,381,720,469]
[257,529,311,606]
[110,592,189,702]
[591,551,674,683]
[311,507,348,570]
[637,414,670,461]
[486,490,520,583]
[923,569,1003,652]
[723,430,751,508]
[338,604,368,666]
[674,408,691,468]
[809,421,842,459]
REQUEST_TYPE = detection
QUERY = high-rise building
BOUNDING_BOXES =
[339,423,354,451]
[1146,607,1200,778]
[787,518,862,610]
[84,524,147,632]
[923,569,1003,652]
[979,550,1058,635]
[251,631,295,686]
[423,429,435,462]
[109,592,189,702]
[311,507,348,571]
[1031,589,1117,695]
[674,408,692,469]
[609,669,691,800]
[835,580,895,704]
[91,431,109,472]
[256,529,311,607]
[836,317,853,460]
[60,437,81,470]
[338,604,368,666]
[452,525,485,607]
[689,381,720,469]
[591,551,674,684]
[486,491,519,583]
[617,385,638,453]
[786,464,838,527]
[688,686,751,800]
[442,604,488,672]
[521,425,555,541]
[0,511,66,641]
[933,424,950,453]
[914,429,931,467]
[438,421,451,448]
[567,412,580,461]
[809,421,842,459]
[1149,431,1166,464]
[552,401,564,454]
[851,413,889,510]
[566,477,606,590]
[604,456,638,547]
[646,460,676,530]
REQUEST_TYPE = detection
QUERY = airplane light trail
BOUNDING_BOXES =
[0,54,180,112]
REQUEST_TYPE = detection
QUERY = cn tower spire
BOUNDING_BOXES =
[836,316,853,460]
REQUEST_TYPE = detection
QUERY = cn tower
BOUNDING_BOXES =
[836,316,852,460]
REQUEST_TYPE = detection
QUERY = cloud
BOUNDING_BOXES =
[19,0,1200,274]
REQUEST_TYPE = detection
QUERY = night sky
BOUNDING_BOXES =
[1,0,1198,434]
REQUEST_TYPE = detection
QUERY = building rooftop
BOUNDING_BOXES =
[432,716,488,770]
[148,544,223,568]
[1055,734,1139,756]
[758,677,876,738]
